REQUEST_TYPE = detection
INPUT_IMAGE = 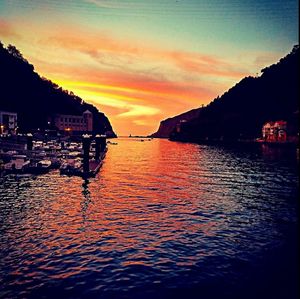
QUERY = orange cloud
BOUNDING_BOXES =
[169,51,248,79]
[51,69,217,114]
[35,23,248,81]
[26,53,228,135]
[0,19,19,38]
[1,19,253,135]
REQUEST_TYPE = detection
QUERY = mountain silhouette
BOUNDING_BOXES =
[0,41,116,137]
[152,45,299,143]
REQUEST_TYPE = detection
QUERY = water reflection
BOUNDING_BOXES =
[0,139,298,299]
[81,179,92,224]
[261,143,299,162]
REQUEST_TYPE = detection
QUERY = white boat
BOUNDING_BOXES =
[28,159,52,174]
[33,141,44,150]
[4,155,30,173]
[67,142,82,151]
[60,157,82,175]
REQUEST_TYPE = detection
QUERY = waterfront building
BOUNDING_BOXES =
[53,110,93,133]
[262,120,287,142]
[0,110,18,135]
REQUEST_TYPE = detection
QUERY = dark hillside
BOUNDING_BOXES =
[167,45,299,142]
[0,42,116,136]
[151,108,201,138]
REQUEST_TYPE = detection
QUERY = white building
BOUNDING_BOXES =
[53,110,93,133]
[262,120,287,142]
[0,111,18,134]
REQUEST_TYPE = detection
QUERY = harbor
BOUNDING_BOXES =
[0,138,298,299]
[0,1,298,297]
[0,134,108,178]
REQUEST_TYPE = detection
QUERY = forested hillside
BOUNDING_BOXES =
[0,41,116,137]
[153,45,299,142]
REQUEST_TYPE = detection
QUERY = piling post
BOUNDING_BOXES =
[82,134,91,174]
[100,135,107,152]
[95,134,101,161]
[26,133,33,151]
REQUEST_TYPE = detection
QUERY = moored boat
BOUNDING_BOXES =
[4,155,31,173]
[28,159,52,174]
[60,157,82,175]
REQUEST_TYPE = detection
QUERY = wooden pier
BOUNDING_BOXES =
[76,148,107,178]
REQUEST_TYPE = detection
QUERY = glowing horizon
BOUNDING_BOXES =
[0,0,298,135]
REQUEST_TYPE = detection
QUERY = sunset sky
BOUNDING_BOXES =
[0,0,298,136]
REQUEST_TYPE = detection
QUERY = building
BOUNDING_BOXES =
[53,110,93,133]
[0,111,18,135]
[262,120,287,142]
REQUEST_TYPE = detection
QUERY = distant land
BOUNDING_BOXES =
[0,41,116,137]
[152,45,299,142]
[151,108,201,138]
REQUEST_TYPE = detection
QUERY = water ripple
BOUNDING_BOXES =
[0,139,298,299]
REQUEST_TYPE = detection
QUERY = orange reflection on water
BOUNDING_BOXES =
[0,136,299,299]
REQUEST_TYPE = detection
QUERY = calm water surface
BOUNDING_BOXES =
[0,139,299,299]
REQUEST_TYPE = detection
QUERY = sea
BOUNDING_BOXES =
[0,138,299,299]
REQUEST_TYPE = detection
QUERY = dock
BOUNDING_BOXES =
[1,134,108,178]
[73,148,107,178]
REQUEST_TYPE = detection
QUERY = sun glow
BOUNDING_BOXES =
[0,0,297,135]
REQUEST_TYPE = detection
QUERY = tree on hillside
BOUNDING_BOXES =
[7,44,28,64]
[0,41,116,136]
